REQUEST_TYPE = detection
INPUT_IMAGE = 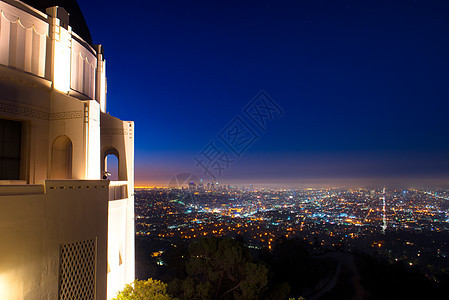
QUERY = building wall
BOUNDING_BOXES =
[45,180,109,300]
[0,186,45,300]
[0,0,135,299]
[0,180,109,300]
[0,0,49,80]
[101,113,135,298]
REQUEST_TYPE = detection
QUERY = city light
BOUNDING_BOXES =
[134,184,449,282]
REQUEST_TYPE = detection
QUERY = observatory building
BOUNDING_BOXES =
[0,0,134,299]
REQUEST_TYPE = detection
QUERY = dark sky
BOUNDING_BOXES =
[77,0,449,187]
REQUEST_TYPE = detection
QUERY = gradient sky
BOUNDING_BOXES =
[77,0,449,187]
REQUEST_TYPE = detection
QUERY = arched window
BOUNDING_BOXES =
[102,147,120,181]
[105,153,118,181]
[51,135,72,179]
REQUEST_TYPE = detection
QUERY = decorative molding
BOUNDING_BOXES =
[0,101,49,119]
[0,10,48,37]
[101,128,128,135]
[0,100,83,120]
[49,111,83,120]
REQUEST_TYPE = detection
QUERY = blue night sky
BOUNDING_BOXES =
[77,0,449,187]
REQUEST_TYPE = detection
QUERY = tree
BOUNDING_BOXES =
[113,278,175,300]
[169,236,268,299]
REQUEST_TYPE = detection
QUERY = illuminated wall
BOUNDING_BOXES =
[0,0,135,299]
[0,181,109,300]
[0,1,48,78]
[71,38,97,99]
[101,113,135,298]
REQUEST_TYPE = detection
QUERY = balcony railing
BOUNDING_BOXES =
[109,181,128,201]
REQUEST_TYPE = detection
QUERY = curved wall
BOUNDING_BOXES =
[0,0,105,108]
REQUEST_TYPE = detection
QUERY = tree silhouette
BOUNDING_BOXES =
[169,236,268,299]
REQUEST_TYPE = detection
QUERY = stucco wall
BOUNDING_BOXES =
[0,180,109,299]
[0,1,135,299]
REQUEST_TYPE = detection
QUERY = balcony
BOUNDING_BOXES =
[109,181,128,201]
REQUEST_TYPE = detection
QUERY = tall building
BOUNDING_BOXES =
[0,0,134,299]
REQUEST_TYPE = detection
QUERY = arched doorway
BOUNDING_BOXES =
[51,135,72,179]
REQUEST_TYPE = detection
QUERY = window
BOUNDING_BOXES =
[105,153,118,181]
[0,119,21,180]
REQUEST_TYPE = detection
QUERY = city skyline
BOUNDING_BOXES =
[79,0,449,187]
[135,185,449,298]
